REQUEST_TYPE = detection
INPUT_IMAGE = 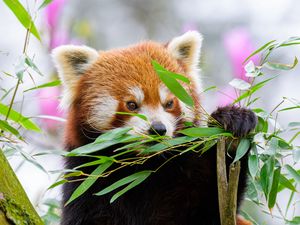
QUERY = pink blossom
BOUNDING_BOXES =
[37,87,64,130]
[218,28,259,106]
[223,28,259,80]
[217,87,237,107]
[49,30,70,49]
[45,0,67,30]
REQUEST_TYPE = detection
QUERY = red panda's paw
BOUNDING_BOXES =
[237,215,252,225]
[210,106,257,137]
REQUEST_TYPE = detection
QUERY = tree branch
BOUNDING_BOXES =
[0,150,43,225]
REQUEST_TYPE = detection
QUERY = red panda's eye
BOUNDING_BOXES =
[165,100,174,109]
[126,101,138,111]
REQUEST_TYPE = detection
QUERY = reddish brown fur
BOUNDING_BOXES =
[65,41,199,148]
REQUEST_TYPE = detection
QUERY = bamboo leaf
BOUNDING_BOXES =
[142,136,197,154]
[152,60,194,107]
[48,179,68,190]
[110,171,151,203]
[0,102,41,132]
[152,61,190,83]
[0,120,22,139]
[243,40,276,64]
[38,0,54,9]
[278,174,296,192]
[265,57,298,71]
[179,127,228,137]
[268,167,280,210]
[66,161,113,205]
[285,165,300,184]
[248,154,259,177]
[233,138,250,163]
[3,0,41,40]
[24,80,61,92]
[25,57,43,76]
[95,171,152,197]
[233,77,275,104]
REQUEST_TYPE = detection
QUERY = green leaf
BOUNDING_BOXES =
[243,40,276,64]
[152,61,190,83]
[94,127,132,143]
[110,171,151,203]
[24,80,61,92]
[0,102,41,132]
[68,140,118,156]
[15,55,26,80]
[68,128,133,155]
[255,117,268,133]
[287,217,300,225]
[66,161,113,205]
[279,106,300,112]
[285,165,300,184]
[38,0,54,9]
[246,97,260,106]
[202,86,217,93]
[74,157,112,169]
[95,170,152,198]
[179,127,228,137]
[233,138,250,163]
[116,112,148,121]
[248,154,259,177]
[0,87,15,101]
[152,60,194,107]
[293,147,300,163]
[288,122,300,128]
[48,179,68,190]
[264,57,298,71]
[229,78,251,90]
[20,151,48,174]
[0,120,22,139]
[268,167,280,210]
[25,56,43,76]
[142,136,197,154]
[260,157,275,199]
[278,174,296,192]
[233,77,276,104]
[3,0,41,40]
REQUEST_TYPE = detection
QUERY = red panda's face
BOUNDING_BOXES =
[52,31,203,138]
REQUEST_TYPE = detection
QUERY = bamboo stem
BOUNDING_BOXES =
[217,137,241,225]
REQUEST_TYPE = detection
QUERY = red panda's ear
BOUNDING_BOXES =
[167,31,203,71]
[51,45,99,108]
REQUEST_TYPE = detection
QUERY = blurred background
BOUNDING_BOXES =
[0,0,299,224]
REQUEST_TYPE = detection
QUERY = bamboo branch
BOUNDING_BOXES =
[0,150,43,225]
[217,137,241,225]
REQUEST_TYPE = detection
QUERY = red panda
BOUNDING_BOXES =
[52,31,256,225]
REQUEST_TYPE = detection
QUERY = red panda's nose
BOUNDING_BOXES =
[149,122,167,136]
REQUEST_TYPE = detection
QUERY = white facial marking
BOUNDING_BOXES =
[126,105,176,137]
[159,85,170,103]
[89,94,118,130]
[129,86,144,104]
